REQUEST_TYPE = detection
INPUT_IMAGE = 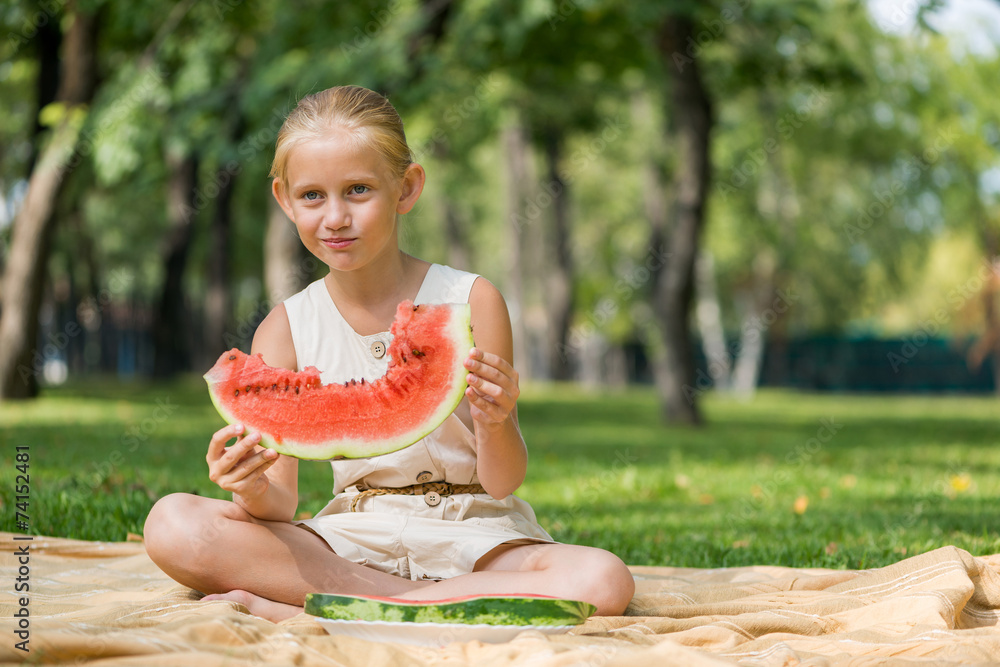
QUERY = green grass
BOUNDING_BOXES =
[2,378,999,570]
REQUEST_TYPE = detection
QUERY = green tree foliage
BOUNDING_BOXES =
[1,0,998,414]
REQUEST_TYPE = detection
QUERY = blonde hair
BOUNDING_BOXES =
[269,86,413,186]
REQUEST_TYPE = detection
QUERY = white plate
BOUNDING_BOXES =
[314,617,576,646]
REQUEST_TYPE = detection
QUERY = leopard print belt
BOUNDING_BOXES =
[350,481,487,512]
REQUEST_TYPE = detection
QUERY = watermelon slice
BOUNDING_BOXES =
[204,300,473,460]
[304,593,596,626]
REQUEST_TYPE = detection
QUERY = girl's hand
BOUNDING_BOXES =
[464,347,519,430]
[206,423,279,501]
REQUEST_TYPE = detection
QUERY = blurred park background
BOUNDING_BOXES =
[3,0,1000,566]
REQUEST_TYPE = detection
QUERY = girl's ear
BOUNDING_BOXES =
[272,178,295,221]
[396,163,426,215]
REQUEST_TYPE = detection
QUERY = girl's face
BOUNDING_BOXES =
[272,129,424,274]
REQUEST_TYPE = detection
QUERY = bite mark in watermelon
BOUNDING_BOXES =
[204,300,473,460]
[304,593,596,626]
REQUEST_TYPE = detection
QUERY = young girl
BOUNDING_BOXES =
[143,85,635,623]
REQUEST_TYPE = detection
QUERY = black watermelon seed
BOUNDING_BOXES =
[228,354,236,361]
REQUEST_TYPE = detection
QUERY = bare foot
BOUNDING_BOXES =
[202,589,303,623]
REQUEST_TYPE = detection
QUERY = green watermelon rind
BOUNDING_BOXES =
[304,593,596,626]
[205,303,474,461]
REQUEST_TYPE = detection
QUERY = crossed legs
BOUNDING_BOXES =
[144,493,635,622]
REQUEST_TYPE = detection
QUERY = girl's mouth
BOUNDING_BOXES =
[322,237,355,249]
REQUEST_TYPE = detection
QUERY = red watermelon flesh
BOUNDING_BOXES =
[204,300,473,460]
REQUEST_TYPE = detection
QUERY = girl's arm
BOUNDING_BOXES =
[205,304,301,522]
[465,278,528,499]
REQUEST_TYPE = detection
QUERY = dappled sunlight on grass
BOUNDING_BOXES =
[517,385,1000,568]
[3,380,1000,568]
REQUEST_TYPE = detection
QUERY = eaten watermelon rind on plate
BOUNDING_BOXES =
[304,593,596,626]
[204,300,473,461]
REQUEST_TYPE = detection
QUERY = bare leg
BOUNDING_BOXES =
[398,542,635,616]
[199,542,634,620]
[144,494,431,610]
[145,494,634,621]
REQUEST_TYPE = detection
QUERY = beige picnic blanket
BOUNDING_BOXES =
[4,532,1000,666]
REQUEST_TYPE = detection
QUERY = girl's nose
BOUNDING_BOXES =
[322,200,350,230]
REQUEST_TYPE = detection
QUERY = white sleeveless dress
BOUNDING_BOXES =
[286,264,553,581]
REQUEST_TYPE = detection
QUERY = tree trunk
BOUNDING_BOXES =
[430,140,471,271]
[442,199,471,271]
[649,14,714,424]
[264,195,310,303]
[694,251,731,391]
[0,4,97,401]
[152,151,198,378]
[730,278,772,397]
[730,316,767,396]
[968,262,1000,393]
[751,95,798,393]
[730,155,793,398]
[987,228,1000,395]
[969,226,1000,394]
[502,120,533,379]
[0,131,70,398]
[991,299,1000,397]
[202,159,237,366]
[200,77,250,366]
[26,12,62,176]
[66,210,99,374]
[542,129,574,381]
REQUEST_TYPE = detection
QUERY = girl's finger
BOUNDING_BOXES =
[220,431,262,467]
[466,387,507,420]
[232,446,277,477]
[464,360,512,388]
[466,377,511,407]
[466,349,517,379]
[209,432,263,483]
[468,347,511,368]
[207,423,245,462]
[218,448,277,488]
[467,373,507,402]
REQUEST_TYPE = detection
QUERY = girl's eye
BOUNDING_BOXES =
[349,185,369,195]
[303,191,321,201]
